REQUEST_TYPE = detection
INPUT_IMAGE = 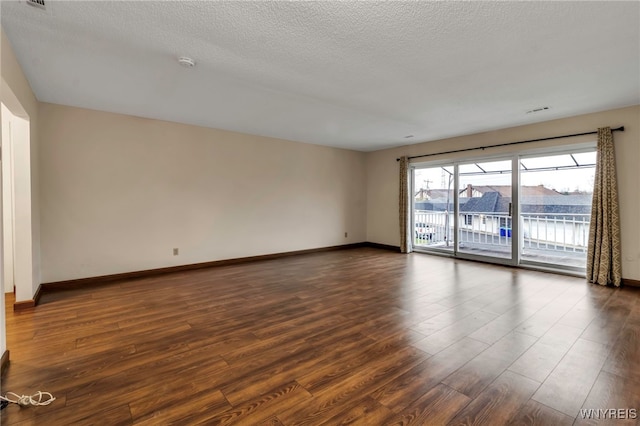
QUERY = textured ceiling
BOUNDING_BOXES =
[2,1,639,151]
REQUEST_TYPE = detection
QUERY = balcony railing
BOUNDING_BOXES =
[414,210,590,254]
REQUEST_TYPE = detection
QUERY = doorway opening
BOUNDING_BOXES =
[0,90,34,304]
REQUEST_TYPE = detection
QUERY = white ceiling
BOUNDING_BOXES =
[2,1,639,152]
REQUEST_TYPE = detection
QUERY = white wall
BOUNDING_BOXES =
[9,114,32,301]
[1,27,41,359]
[366,105,640,281]
[0,104,5,356]
[39,103,367,283]
[0,99,33,303]
[1,103,14,293]
[1,29,40,299]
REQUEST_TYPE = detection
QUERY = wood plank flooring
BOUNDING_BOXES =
[2,247,639,425]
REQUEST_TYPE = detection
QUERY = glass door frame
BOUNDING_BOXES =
[411,142,596,275]
[411,154,520,267]
[451,155,519,268]
[410,159,459,257]
[517,144,597,275]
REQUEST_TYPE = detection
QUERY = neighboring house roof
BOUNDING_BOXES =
[428,189,454,199]
[522,205,591,215]
[416,185,559,200]
[520,195,592,205]
[417,190,592,216]
[460,185,511,197]
[414,188,428,199]
[460,185,561,197]
[522,185,562,196]
[415,199,468,211]
[415,189,454,200]
[460,192,500,213]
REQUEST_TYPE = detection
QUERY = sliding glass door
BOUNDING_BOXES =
[457,159,513,261]
[519,151,596,271]
[412,147,595,273]
[413,165,455,253]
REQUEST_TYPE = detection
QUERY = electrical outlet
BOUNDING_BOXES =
[344,232,348,238]
[173,248,179,256]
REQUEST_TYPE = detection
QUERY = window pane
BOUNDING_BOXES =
[459,160,511,175]
[459,163,483,174]
[572,152,597,166]
[473,160,511,173]
[521,154,574,170]
[458,159,512,260]
[413,165,455,251]
[520,151,595,270]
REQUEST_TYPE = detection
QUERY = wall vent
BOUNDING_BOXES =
[26,0,46,10]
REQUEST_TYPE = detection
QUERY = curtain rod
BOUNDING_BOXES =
[396,126,625,162]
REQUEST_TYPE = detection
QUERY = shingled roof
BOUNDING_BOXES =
[460,192,500,213]
[416,190,592,216]
[460,185,561,197]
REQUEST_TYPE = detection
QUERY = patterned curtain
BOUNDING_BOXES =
[587,127,622,286]
[399,156,411,253]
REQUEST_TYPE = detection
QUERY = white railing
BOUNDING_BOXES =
[414,210,590,253]
[459,212,512,248]
[414,211,454,247]
[522,213,590,252]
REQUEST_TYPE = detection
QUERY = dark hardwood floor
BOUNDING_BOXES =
[2,247,639,425]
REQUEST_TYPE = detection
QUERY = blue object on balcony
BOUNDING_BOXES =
[499,227,512,237]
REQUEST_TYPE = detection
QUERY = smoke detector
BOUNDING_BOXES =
[178,57,196,68]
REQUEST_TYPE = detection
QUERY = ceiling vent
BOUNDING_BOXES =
[26,0,46,10]
[526,106,550,114]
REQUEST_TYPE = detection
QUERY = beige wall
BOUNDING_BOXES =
[3,21,640,292]
[366,105,640,280]
[39,103,366,282]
